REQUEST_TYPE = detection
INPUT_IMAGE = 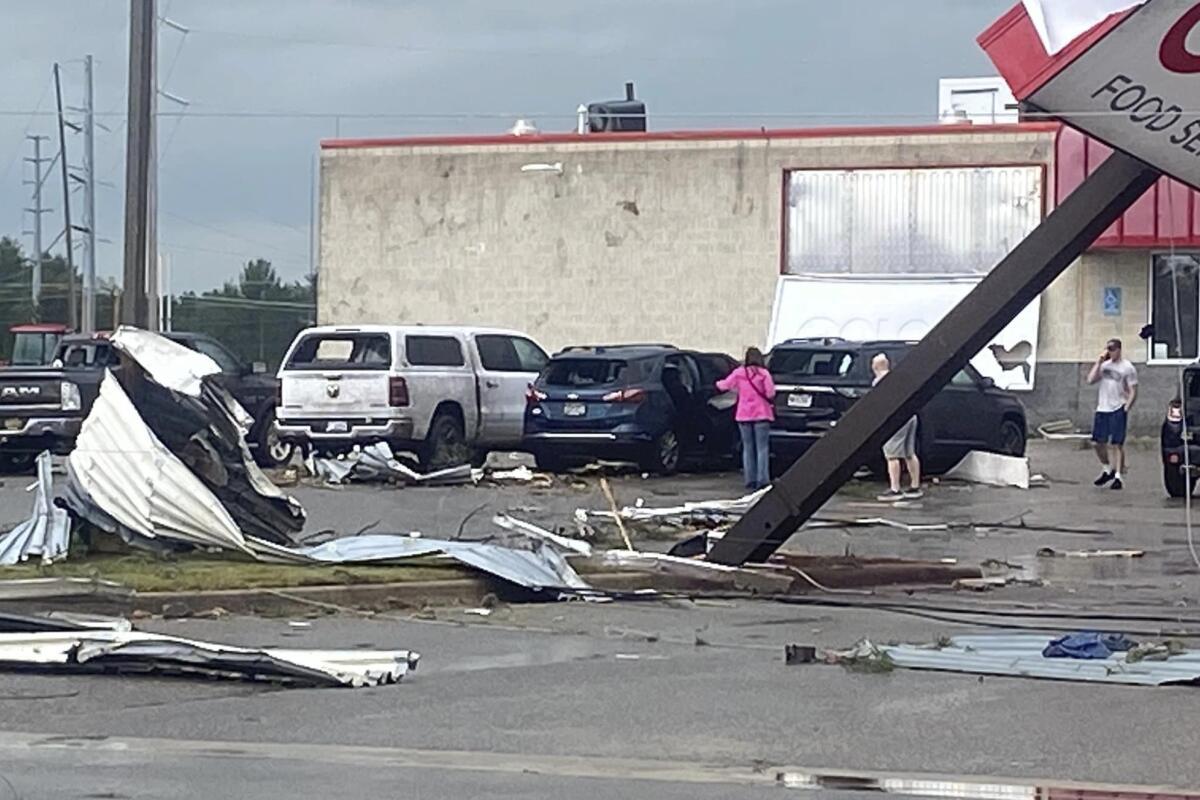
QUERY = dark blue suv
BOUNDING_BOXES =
[523,345,740,474]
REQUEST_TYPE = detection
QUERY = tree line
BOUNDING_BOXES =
[0,236,315,369]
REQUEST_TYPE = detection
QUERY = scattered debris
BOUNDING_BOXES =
[0,629,418,688]
[1037,547,1145,559]
[0,452,69,566]
[484,465,554,487]
[881,634,1200,686]
[463,607,493,617]
[944,451,1031,489]
[306,443,475,486]
[599,477,634,551]
[784,644,817,665]
[492,514,593,557]
[582,487,770,526]
[1037,419,1091,440]
[1043,632,1135,660]
[825,639,895,673]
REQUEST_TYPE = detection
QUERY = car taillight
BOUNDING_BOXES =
[602,387,646,403]
[389,376,409,407]
[526,385,548,404]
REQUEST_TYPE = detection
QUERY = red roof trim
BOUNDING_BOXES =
[320,122,1061,150]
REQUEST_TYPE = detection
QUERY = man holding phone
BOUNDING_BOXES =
[1087,338,1138,490]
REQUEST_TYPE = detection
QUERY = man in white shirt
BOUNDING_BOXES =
[1087,338,1138,490]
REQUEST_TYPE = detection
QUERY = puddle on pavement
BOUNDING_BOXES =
[425,639,616,675]
[986,551,1165,586]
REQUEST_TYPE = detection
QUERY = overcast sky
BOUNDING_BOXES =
[0,0,1010,295]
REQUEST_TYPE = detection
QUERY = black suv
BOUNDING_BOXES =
[768,338,1028,474]
[1161,365,1200,497]
[0,331,291,472]
[523,344,739,474]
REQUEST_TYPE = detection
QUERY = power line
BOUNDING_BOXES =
[161,210,308,260]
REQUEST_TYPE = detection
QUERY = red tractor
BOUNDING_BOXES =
[3,323,71,367]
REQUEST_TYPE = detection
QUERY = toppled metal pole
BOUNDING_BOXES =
[708,151,1161,566]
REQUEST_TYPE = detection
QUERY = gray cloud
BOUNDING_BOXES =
[0,0,1009,294]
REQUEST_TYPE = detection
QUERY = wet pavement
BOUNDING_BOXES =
[2,439,1200,796]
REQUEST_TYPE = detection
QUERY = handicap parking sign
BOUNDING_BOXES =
[1102,286,1121,317]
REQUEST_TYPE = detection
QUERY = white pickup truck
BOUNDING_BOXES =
[276,325,549,468]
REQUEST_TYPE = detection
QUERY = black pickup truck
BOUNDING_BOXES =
[0,332,292,472]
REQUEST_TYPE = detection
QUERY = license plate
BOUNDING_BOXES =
[787,393,813,409]
[3,418,23,431]
[563,402,586,417]
[325,421,349,433]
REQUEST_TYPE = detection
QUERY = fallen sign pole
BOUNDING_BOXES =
[708,150,1161,566]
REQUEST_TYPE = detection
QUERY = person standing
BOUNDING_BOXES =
[1088,338,1138,490]
[871,354,924,502]
[717,347,777,491]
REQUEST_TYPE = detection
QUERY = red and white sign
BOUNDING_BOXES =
[1023,0,1142,53]
[1009,0,1200,190]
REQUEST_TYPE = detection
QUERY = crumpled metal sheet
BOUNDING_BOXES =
[254,533,591,594]
[110,326,221,398]
[66,372,252,554]
[0,610,132,633]
[492,514,592,557]
[0,452,69,565]
[307,443,475,486]
[0,630,418,688]
[882,634,1200,686]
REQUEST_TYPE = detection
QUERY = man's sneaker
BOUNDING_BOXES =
[902,488,924,500]
[1111,478,1124,491]
[877,489,904,502]
[1094,471,1115,487]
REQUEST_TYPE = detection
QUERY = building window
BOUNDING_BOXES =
[784,166,1043,276]
[1150,254,1200,362]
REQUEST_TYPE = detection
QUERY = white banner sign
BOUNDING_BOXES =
[767,276,1041,391]
[1029,0,1200,191]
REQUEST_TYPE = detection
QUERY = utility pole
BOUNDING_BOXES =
[81,54,97,334]
[22,135,51,317]
[122,0,156,327]
[54,63,77,330]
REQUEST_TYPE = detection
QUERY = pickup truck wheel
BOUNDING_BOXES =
[640,430,681,476]
[1164,463,1198,498]
[998,420,1027,457]
[422,413,469,470]
[253,409,295,468]
[0,453,36,475]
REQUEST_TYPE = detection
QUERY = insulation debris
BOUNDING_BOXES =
[0,451,69,566]
[881,634,1200,686]
[944,451,1031,489]
[0,629,418,688]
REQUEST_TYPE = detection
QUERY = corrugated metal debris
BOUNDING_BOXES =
[0,630,418,688]
[0,451,69,565]
[0,577,132,602]
[67,373,253,554]
[67,328,305,547]
[109,327,222,398]
[881,634,1200,686]
[307,443,474,486]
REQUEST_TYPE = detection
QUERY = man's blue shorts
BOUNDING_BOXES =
[1092,408,1128,445]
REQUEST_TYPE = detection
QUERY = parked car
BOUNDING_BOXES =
[1161,365,1200,497]
[276,325,549,468]
[0,331,291,473]
[522,344,740,474]
[767,338,1027,475]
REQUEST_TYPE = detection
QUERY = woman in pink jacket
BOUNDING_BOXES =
[716,347,777,490]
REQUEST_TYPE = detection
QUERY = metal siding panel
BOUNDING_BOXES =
[786,166,1043,276]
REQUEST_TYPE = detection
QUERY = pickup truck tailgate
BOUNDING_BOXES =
[281,372,389,416]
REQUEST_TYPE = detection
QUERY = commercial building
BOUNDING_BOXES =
[317,107,1200,435]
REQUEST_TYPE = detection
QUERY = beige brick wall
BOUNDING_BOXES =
[319,129,1057,356]
[1038,251,1149,363]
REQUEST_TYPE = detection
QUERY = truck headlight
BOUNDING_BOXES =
[61,381,82,411]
